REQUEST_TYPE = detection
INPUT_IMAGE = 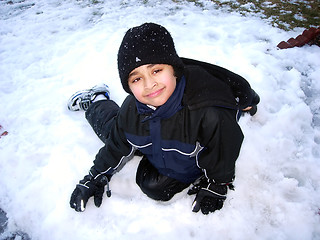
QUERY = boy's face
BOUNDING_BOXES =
[128,64,177,107]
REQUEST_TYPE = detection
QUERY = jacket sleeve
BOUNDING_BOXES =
[181,57,256,109]
[92,97,135,176]
[197,107,244,183]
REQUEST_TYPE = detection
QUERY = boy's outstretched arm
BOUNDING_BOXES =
[190,106,243,214]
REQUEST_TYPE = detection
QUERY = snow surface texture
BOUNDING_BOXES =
[1,0,320,239]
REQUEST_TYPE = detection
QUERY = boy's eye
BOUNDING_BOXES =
[132,77,141,83]
[153,69,162,74]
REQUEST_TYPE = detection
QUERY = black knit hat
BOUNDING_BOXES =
[117,23,184,93]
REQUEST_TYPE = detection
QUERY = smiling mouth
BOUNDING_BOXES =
[146,88,164,98]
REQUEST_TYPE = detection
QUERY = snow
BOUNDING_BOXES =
[0,0,320,239]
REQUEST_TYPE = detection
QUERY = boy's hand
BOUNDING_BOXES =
[70,174,110,212]
[242,106,252,111]
[188,178,231,215]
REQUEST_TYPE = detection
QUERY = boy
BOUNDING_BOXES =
[69,23,259,214]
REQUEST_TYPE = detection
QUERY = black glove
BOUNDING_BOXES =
[242,89,260,116]
[70,172,111,212]
[188,178,233,215]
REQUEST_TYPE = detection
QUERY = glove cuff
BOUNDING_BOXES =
[89,166,112,197]
[78,167,112,197]
[188,177,234,195]
[89,166,111,183]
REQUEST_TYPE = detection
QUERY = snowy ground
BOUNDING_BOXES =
[1,0,320,239]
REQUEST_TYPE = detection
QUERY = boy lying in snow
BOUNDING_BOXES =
[68,23,260,214]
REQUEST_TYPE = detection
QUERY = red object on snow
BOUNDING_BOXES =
[0,125,8,138]
[277,27,320,49]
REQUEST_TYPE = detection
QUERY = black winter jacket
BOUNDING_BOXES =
[91,58,255,184]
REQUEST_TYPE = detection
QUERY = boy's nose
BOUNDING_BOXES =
[144,78,157,89]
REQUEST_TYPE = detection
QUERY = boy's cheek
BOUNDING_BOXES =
[128,84,136,94]
[129,86,142,100]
